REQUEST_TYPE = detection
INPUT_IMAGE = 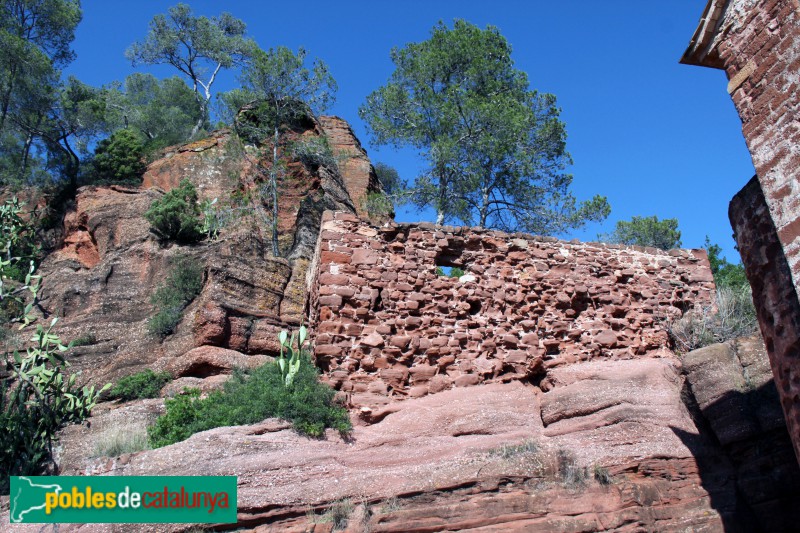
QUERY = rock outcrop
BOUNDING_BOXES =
[35,115,370,386]
[4,337,794,532]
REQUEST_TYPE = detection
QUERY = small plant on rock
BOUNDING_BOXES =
[148,256,204,339]
[593,464,612,485]
[147,328,351,447]
[557,449,588,488]
[144,179,203,243]
[111,369,172,401]
[92,421,151,457]
[69,332,97,347]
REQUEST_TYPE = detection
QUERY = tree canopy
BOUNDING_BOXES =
[222,45,336,256]
[359,19,609,233]
[704,237,749,290]
[104,73,202,151]
[601,215,682,250]
[126,3,255,137]
[0,0,83,187]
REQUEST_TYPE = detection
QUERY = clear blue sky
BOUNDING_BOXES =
[67,1,754,260]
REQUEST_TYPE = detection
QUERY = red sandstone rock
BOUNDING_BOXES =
[165,346,269,378]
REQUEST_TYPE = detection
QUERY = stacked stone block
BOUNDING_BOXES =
[309,211,715,411]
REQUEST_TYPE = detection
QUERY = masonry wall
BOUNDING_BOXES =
[714,0,800,291]
[682,0,800,463]
[309,211,715,414]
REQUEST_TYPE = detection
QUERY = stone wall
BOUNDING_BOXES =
[682,0,800,463]
[309,211,715,413]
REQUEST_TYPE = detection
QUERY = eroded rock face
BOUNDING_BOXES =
[9,340,797,532]
[309,211,716,410]
[319,116,387,223]
[35,123,358,386]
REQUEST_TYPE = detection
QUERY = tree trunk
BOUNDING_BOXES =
[189,83,209,138]
[20,131,33,179]
[479,187,490,227]
[436,170,447,225]
[271,125,280,257]
[0,64,18,132]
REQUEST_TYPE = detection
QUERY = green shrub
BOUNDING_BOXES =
[148,256,204,338]
[92,129,147,184]
[69,332,97,347]
[0,197,40,282]
[111,369,172,401]
[148,354,351,447]
[361,191,393,219]
[704,237,749,291]
[290,136,337,169]
[144,179,203,243]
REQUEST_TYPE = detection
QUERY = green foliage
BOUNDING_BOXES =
[1,196,108,493]
[290,136,337,169]
[69,332,96,347]
[373,162,405,197]
[111,369,172,401]
[104,73,203,153]
[600,215,681,250]
[148,352,351,447]
[91,129,146,184]
[361,191,394,220]
[126,3,255,136]
[144,179,203,243]
[0,197,40,282]
[704,237,749,290]
[360,20,609,232]
[148,255,204,338]
[435,266,465,278]
[0,0,83,187]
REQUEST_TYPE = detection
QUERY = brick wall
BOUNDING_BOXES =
[309,211,715,415]
[682,0,800,463]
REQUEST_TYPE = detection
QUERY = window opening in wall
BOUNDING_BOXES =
[436,266,465,278]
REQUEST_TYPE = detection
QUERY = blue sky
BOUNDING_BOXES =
[67,1,754,260]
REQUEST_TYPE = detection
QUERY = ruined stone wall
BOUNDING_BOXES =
[309,211,715,414]
[682,0,800,463]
